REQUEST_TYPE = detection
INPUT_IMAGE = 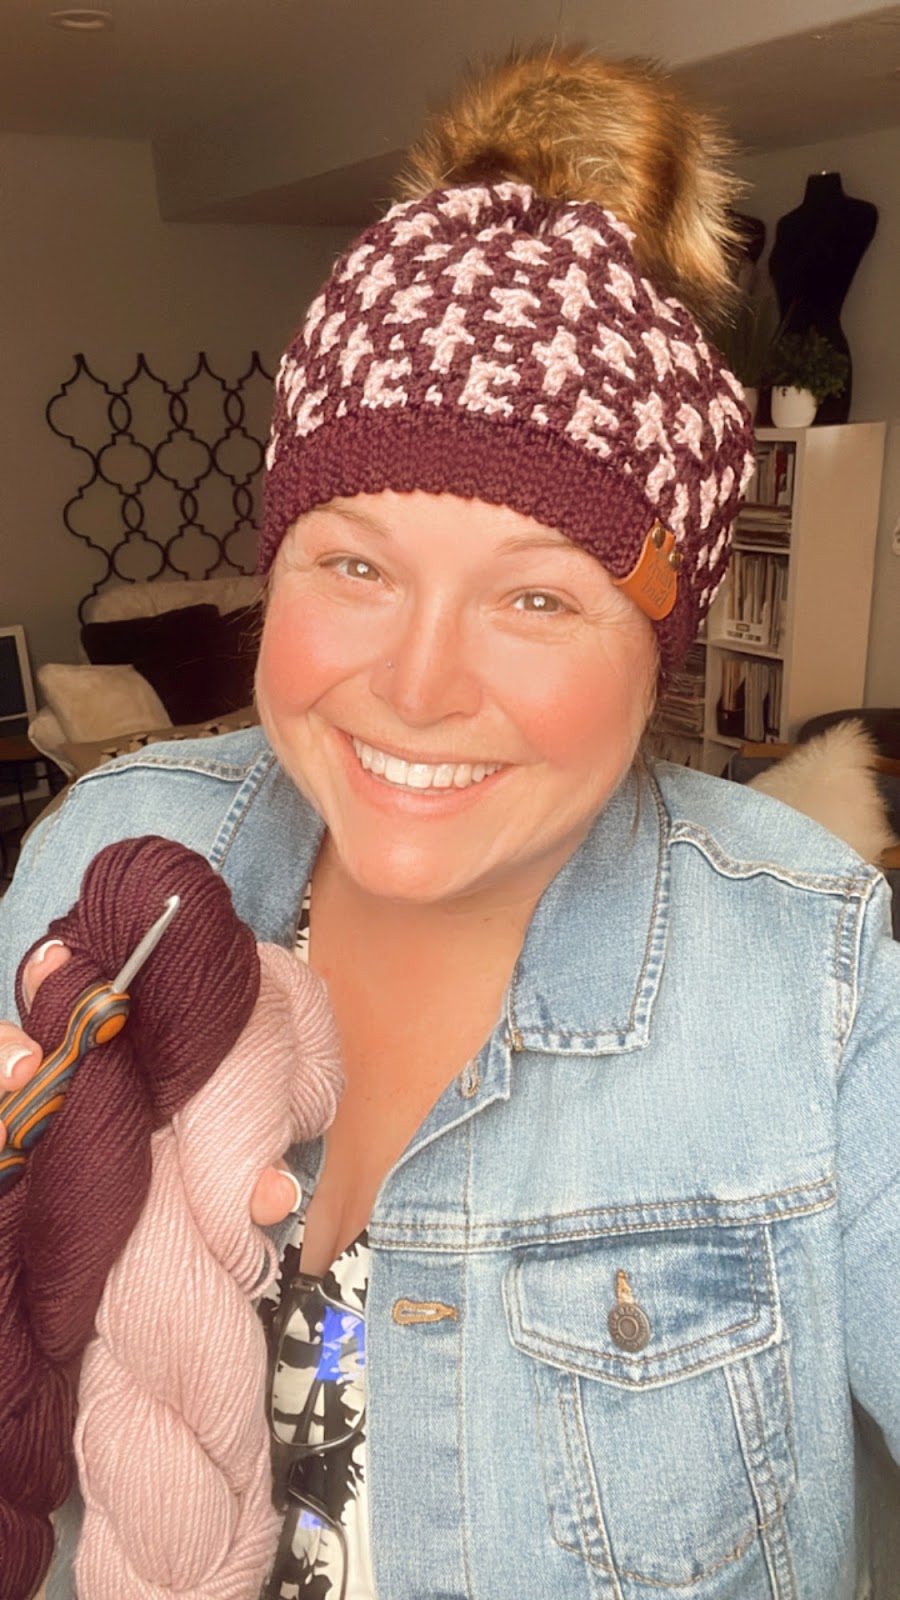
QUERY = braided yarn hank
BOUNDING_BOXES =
[0,837,260,1600]
[74,942,343,1599]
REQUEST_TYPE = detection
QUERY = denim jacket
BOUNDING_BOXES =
[2,727,899,1600]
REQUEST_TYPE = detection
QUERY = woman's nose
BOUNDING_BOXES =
[371,609,481,725]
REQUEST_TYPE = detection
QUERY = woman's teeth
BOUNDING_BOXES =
[351,738,501,790]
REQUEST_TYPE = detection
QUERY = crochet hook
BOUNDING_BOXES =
[0,894,181,1197]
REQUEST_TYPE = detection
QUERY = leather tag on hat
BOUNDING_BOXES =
[612,521,680,621]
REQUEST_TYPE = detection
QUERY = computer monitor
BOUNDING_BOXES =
[0,626,37,740]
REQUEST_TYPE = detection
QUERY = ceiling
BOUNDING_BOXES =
[677,9,900,151]
[1,0,899,225]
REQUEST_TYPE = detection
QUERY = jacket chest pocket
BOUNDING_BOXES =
[504,1223,796,1596]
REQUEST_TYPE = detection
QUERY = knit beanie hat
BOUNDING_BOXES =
[260,54,755,674]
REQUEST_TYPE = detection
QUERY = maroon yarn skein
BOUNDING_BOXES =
[0,836,261,1600]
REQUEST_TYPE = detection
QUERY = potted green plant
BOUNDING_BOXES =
[765,327,850,427]
[712,294,778,422]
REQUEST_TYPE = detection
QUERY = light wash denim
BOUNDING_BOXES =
[2,727,899,1600]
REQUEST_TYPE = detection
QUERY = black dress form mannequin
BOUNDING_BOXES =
[768,172,877,423]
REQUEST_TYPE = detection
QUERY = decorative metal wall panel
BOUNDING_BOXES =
[46,352,274,618]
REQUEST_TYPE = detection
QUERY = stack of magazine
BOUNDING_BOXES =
[655,643,706,737]
[736,441,795,549]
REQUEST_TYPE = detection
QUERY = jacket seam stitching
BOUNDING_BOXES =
[456,1129,476,1600]
[567,1520,766,1584]
[370,1194,836,1247]
[527,1325,777,1384]
[512,1231,767,1369]
[213,751,281,870]
[623,776,669,1037]
[561,1370,620,1584]
[373,1177,836,1234]
[727,1358,798,1598]
[668,824,879,896]
[75,750,261,782]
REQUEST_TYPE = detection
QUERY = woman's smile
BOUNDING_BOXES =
[350,735,504,791]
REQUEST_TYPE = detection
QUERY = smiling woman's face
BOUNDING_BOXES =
[256,490,657,911]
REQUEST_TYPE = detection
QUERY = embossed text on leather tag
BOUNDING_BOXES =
[612,520,680,621]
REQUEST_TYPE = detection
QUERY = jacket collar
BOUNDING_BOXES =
[210,746,324,948]
[509,767,670,1055]
[221,739,670,1059]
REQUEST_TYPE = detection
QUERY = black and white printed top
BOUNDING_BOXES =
[257,888,376,1600]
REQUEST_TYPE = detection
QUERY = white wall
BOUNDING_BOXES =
[737,126,900,706]
[0,132,351,673]
[3,124,897,706]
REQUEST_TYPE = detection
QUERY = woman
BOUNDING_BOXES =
[2,46,899,1600]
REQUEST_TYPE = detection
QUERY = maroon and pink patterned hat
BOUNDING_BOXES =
[260,181,755,673]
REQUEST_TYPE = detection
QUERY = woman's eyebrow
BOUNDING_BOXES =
[317,508,584,560]
[494,534,586,557]
[325,501,391,538]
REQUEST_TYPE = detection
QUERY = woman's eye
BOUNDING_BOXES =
[328,556,381,582]
[512,590,568,614]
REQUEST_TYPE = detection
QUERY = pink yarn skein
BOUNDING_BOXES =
[73,944,343,1598]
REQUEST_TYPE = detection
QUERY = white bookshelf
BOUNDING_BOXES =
[654,423,886,775]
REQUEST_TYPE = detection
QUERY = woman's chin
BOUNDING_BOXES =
[326,835,483,906]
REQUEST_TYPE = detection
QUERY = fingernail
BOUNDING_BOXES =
[2,1046,34,1081]
[278,1171,304,1214]
[32,939,65,966]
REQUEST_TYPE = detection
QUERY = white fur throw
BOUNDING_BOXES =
[747,719,898,864]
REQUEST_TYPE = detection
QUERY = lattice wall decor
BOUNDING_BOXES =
[46,351,274,618]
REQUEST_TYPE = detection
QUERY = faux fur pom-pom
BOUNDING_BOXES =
[397,44,742,326]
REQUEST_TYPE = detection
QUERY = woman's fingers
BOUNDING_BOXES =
[0,1026,43,1150]
[22,938,71,1011]
[0,1024,42,1086]
[5,941,300,1227]
[249,1165,303,1226]
[0,941,72,1153]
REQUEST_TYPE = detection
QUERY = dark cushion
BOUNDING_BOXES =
[210,607,261,716]
[81,603,259,725]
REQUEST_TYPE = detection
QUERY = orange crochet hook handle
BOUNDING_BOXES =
[0,894,180,1197]
[0,984,129,1193]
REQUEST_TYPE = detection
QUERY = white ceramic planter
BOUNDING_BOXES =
[771,386,817,428]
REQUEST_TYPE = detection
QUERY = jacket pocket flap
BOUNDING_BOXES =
[504,1223,780,1388]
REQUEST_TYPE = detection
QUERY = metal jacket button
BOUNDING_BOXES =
[608,1269,651,1352]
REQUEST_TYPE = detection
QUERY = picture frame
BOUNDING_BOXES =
[0,625,37,739]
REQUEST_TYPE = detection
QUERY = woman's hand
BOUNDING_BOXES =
[0,943,301,1225]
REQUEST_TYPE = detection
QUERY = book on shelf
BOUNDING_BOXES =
[716,552,788,651]
[736,442,795,549]
[716,654,783,743]
[743,440,796,509]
